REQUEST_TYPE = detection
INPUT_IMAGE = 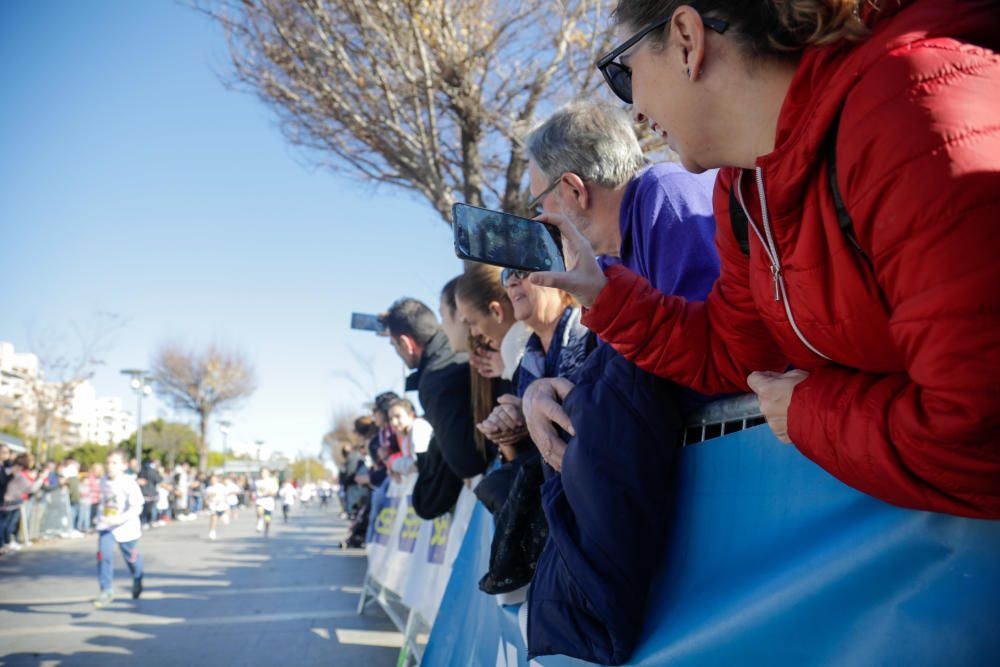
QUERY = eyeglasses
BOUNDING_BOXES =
[526,176,561,216]
[596,13,729,104]
[501,268,531,287]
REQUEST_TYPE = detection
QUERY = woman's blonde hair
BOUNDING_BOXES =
[455,264,511,315]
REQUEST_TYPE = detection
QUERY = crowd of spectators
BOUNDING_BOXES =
[344,0,999,661]
[0,443,284,554]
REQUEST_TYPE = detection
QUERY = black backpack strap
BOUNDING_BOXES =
[728,172,751,257]
[825,110,872,268]
[728,117,868,266]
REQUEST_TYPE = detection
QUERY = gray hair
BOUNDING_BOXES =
[525,100,645,188]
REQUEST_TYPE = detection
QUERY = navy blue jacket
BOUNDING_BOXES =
[527,343,683,665]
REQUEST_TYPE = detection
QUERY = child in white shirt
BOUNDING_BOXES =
[279,481,296,523]
[254,468,279,536]
[205,474,229,540]
[93,448,145,608]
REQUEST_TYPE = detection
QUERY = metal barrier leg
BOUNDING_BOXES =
[397,609,422,667]
[21,500,32,546]
[357,572,371,615]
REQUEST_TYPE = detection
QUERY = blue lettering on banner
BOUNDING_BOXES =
[427,514,451,564]
[398,495,421,553]
[372,497,399,546]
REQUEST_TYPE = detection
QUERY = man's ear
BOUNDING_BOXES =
[560,172,590,211]
[488,301,505,323]
[399,334,418,357]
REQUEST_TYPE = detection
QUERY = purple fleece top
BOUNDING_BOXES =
[599,162,719,301]
[597,162,721,412]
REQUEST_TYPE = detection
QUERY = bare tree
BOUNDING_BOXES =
[323,409,364,465]
[331,344,399,405]
[197,0,616,221]
[23,312,127,459]
[151,342,257,472]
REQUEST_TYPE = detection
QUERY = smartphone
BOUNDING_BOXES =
[452,203,565,273]
[350,312,386,333]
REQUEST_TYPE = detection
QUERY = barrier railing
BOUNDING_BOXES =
[424,419,1000,666]
[10,489,77,547]
[682,393,764,445]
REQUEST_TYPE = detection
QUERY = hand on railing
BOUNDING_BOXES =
[746,370,810,443]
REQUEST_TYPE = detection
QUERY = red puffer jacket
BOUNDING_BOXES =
[582,0,1000,518]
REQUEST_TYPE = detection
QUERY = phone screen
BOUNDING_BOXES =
[350,312,386,333]
[452,203,565,273]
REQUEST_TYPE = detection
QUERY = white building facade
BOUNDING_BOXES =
[0,341,134,448]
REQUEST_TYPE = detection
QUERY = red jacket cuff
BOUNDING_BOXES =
[581,264,639,334]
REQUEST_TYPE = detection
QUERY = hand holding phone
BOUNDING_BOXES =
[524,212,607,308]
[350,312,386,334]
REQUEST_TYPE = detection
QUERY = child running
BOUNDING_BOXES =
[205,474,229,540]
[254,468,279,536]
[93,448,145,608]
[279,480,296,523]
[224,474,241,521]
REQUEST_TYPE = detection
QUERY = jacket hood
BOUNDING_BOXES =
[756,0,999,221]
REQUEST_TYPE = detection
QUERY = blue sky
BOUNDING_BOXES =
[1,1,466,458]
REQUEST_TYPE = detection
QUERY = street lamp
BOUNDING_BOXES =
[219,420,232,469]
[121,369,153,464]
[255,439,265,465]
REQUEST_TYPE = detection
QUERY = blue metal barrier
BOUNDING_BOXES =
[423,425,1000,666]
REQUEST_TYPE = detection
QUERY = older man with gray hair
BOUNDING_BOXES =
[482,100,722,452]
[525,99,718,300]
[497,101,722,664]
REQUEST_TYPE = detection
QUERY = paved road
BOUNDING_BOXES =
[0,504,399,666]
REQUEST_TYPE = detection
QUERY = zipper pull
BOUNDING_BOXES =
[771,265,781,302]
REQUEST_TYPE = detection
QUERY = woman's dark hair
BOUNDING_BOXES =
[373,391,399,416]
[613,0,866,58]
[354,415,378,439]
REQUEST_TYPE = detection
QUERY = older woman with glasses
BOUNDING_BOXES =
[528,0,1000,519]
[476,268,593,448]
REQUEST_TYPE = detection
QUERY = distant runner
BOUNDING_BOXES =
[279,480,296,523]
[254,468,278,537]
[205,474,229,540]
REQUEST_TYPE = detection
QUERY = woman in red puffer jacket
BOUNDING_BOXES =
[527,0,1000,518]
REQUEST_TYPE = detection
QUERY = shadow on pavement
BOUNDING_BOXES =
[0,507,400,667]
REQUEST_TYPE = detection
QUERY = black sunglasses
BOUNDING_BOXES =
[501,268,531,287]
[596,13,729,104]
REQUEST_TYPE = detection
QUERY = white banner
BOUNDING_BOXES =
[365,474,479,625]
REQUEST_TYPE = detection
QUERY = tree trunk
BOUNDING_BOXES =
[198,410,209,474]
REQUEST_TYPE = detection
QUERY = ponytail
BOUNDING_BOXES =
[767,0,867,52]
